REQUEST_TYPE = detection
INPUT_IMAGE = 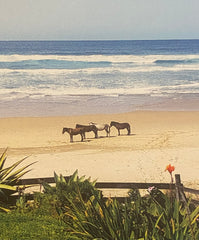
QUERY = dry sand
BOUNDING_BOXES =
[1,111,199,195]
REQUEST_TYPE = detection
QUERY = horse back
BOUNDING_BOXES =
[76,124,87,128]
[73,127,85,135]
[63,127,84,135]
[76,124,97,132]
[110,121,130,129]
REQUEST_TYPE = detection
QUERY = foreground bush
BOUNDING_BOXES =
[1,163,199,239]
[61,188,199,240]
[39,171,199,240]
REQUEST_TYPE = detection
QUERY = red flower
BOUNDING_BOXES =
[165,164,175,174]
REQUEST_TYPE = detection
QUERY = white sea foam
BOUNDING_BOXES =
[0,53,199,105]
[1,82,199,103]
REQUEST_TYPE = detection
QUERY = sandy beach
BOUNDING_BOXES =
[1,111,199,195]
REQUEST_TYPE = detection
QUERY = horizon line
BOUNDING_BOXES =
[0,38,199,42]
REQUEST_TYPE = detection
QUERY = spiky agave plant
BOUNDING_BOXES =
[42,170,100,211]
[0,149,35,211]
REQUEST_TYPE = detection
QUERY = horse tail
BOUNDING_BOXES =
[108,125,111,136]
[106,124,111,136]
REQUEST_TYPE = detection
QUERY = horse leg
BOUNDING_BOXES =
[127,127,131,135]
[107,126,110,137]
[105,129,108,137]
[118,129,120,136]
[105,127,110,137]
[94,130,98,138]
[70,134,73,143]
[81,133,84,142]
[95,130,98,138]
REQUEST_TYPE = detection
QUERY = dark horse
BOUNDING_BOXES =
[76,124,98,139]
[110,121,131,136]
[62,127,84,142]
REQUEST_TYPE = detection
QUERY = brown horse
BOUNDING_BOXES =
[75,124,98,139]
[62,127,84,142]
[110,121,131,136]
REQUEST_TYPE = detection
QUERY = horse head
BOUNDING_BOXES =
[62,127,69,134]
[110,121,114,127]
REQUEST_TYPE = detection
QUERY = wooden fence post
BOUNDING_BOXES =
[175,174,181,201]
[175,174,188,205]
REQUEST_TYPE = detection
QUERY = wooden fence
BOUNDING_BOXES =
[16,174,199,204]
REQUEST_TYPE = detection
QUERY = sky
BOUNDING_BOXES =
[0,0,199,40]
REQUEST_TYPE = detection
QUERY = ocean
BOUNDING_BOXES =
[0,40,199,117]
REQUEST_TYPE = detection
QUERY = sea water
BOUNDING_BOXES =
[0,40,199,117]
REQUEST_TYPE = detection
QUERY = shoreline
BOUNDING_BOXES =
[1,93,199,118]
[1,111,199,192]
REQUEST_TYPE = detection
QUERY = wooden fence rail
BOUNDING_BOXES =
[183,187,199,195]
[14,174,199,206]
[17,174,199,197]
[18,178,175,190]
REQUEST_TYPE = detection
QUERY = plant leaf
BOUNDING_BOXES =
[0,148,7,170]
[0,183,17,191]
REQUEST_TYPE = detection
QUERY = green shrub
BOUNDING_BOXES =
[0,149,35,212]
[40,171,199,240]
[148,187,199,240]
[8,169,198,240]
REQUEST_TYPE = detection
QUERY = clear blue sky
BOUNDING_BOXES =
[0,0,199,40]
